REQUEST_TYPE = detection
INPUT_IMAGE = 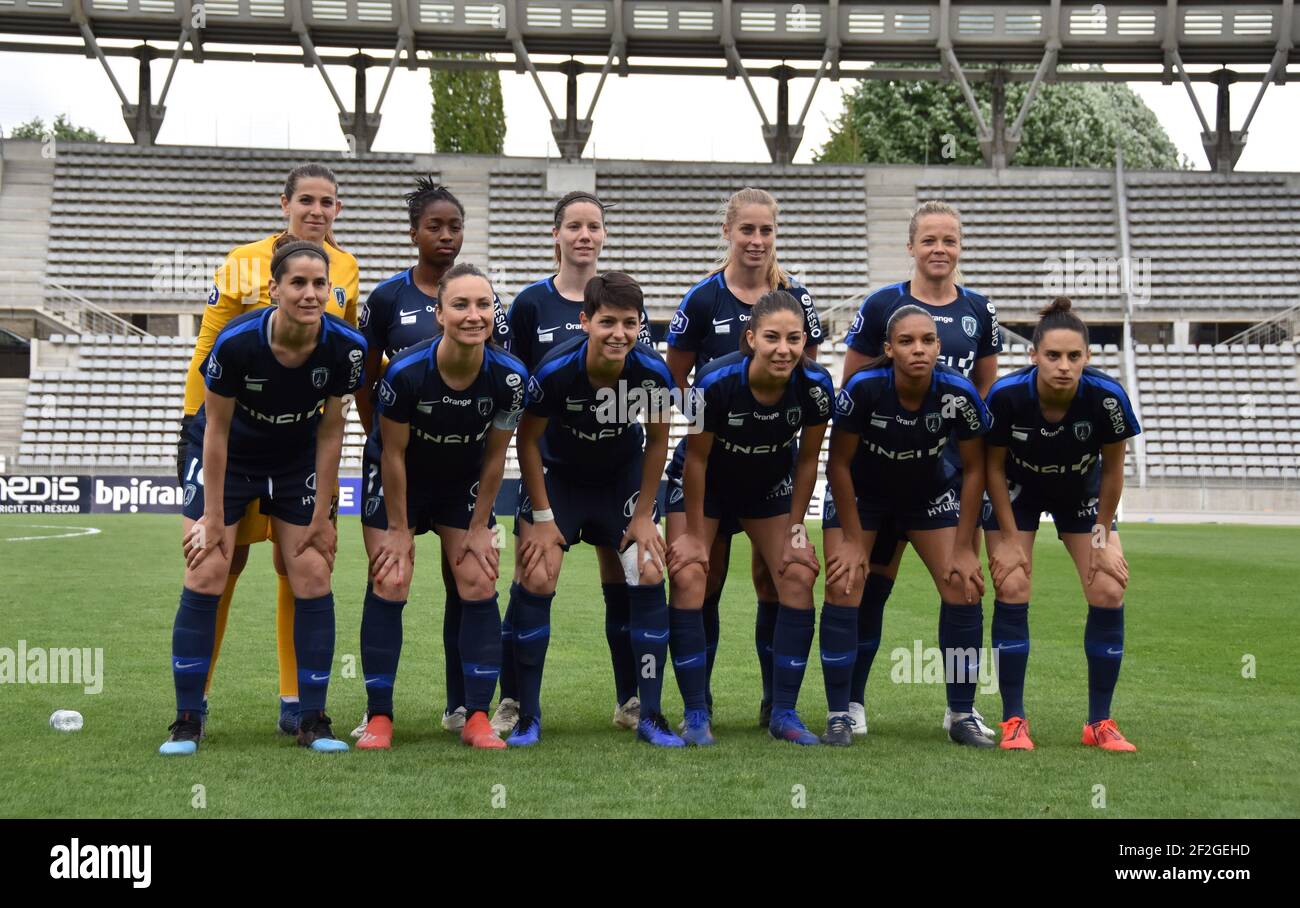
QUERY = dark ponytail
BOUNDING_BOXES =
[739,290,813,365]
[1032,297,1089,348]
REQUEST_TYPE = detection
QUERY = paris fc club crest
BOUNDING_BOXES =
[1073,421,1093,442]
[961,316,978,338]
[477,397,493,417]
[925,412,943,434]
[311,367,330,389]
[785,406,801,427]
[334,287,346,309]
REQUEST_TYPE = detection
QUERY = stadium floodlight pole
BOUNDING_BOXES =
[157,19,198,113]
[1238,0,1295,146]
[1112,146,1148,489]
[1005,1,1062,163]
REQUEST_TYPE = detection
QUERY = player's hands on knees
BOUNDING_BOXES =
[826,536,867,597]
[370,526,412,586]
[295,514,338,572]
[1087,532,1128,587]
[667,533,709,578]
[947,546,986,604]
[621,514,666,576]
[989,540,1031,588]
[184,513,227,571]
[521,519,566,583]
[458,524,501,581]
[779,531,820,578]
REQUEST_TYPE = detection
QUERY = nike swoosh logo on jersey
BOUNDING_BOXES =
[517,628,547,641]
[1106,647,1124,656]
[789,660,807,668]
[537,325,561,335]
[674,656,701,666]
[727,411,749,419]
[173,661,202,670]
[244,376,268,383]
[712,317,732,326]
[821,655,850,663]
[998,642,1028,651]
[309,673,330,682]
[398,308,423,318]
[473,667,499,675]
[642,630,669,640]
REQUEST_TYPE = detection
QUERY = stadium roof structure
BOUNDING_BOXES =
[2,1,1297,167]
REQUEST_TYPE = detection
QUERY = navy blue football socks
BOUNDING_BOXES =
[703,588,723,709]
[509,585,554,719]
[498,589,518,702]
[772,605,815,712]
[755,598,779,706]
[602,582,638,705]
[850,574,891,704]
[294,593,336,718]
[627,583,670,715]
[459,594,502,714]
[819,603,857,714]
[360,585,405,719]
[938,602,983,715]
[1084,605,1125,724]
[992,600,1030,721]
[670,607,709,713]
[171,587,219,715]
[441,558,466,713]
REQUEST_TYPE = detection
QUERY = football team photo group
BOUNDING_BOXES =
[161,169,1141,759]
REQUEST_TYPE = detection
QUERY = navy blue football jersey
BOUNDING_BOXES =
[985,365,1140,497]
[370,336,528,482]
[525,335,673,479]
[843,281,1000,377]
[360,267,510,360]
[695,351,835,485]
[666,272,824,369]
[833,363,991,501]
[195,307,367,471]
[507,275,653,371]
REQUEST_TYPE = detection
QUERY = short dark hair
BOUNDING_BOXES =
[582,271,643,320]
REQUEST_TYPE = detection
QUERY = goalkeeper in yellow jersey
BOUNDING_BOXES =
[178,163,360,736]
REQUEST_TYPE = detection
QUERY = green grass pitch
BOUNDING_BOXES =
[1,514,1297,818]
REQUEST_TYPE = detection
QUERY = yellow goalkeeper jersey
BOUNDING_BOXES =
[182,233,359,415]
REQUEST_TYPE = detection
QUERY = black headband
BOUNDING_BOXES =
[553,192,615,225]
[271,241,329,279]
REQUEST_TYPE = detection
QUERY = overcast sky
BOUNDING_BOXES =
[0,44,1296,170]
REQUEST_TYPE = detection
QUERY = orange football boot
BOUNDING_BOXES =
[462,710,507,749]
[1082,718,1136,752]
[999,716,1035,751]
[356,714,393,750]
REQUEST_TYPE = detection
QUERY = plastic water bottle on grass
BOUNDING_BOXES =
[50,710,83,732]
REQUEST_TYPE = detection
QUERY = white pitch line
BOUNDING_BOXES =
[2,525,103,542]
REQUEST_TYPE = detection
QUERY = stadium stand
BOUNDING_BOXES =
[43,143,425,313]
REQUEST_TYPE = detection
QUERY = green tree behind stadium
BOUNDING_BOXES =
[817,67,1184,168]
[430,54,506,154]
[8,114,105,143]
